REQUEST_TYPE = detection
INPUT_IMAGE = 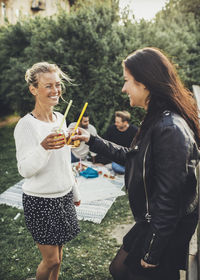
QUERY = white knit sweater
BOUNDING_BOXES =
[14,112,80,200]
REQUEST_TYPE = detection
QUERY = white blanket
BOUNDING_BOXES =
[0,163,125,223]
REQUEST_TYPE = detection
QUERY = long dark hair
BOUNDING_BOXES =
[123,47,200,146]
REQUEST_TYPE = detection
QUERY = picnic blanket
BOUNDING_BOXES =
[0,162,125,223]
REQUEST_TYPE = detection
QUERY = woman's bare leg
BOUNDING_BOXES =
[49,246,63,280]
[36,244,61,280]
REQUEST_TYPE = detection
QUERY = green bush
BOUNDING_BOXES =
[0,0,199,134]
[0,5,142,133]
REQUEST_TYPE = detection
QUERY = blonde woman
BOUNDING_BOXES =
[14,62,80,280]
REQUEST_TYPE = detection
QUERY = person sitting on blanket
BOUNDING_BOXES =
[68,113,97,163]
[104,110,138,174]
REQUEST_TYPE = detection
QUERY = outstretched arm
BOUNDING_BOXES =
[72,127,130,165]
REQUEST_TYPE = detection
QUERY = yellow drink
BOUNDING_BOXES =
[52,127,66,144]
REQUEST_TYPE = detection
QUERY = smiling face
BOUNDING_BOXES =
[122,67,149,109]
[29,71,62,107]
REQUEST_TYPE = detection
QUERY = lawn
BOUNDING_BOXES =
[0,123,133,280]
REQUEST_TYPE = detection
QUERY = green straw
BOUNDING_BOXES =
[58,100,73,130]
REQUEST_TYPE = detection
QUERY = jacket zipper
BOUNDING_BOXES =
[144,233,156,260]
[143,144,157,262]
[143,143,151,222]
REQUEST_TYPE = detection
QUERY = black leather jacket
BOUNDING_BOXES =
[88,111,199,264]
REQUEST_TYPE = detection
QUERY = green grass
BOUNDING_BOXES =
[0,124,133,280]
[0,123,22,192]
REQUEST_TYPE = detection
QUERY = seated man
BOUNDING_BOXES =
[104,110,138,174]
[68,113,97,163]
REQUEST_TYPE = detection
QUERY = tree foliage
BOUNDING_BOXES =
[0,0,199,134]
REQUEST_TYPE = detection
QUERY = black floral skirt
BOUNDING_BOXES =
[23,191,80,245]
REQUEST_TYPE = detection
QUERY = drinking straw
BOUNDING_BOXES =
[79,158,82,171]
[58,100,73,131]
[67,102,88,145]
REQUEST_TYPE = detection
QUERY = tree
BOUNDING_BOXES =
[0,21,33,116]
[0,4,142,133]
[0,0,199,134]
[154,0,200,88]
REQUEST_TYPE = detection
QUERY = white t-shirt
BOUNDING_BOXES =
[14,112,80,200]
[68,122,97,159]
